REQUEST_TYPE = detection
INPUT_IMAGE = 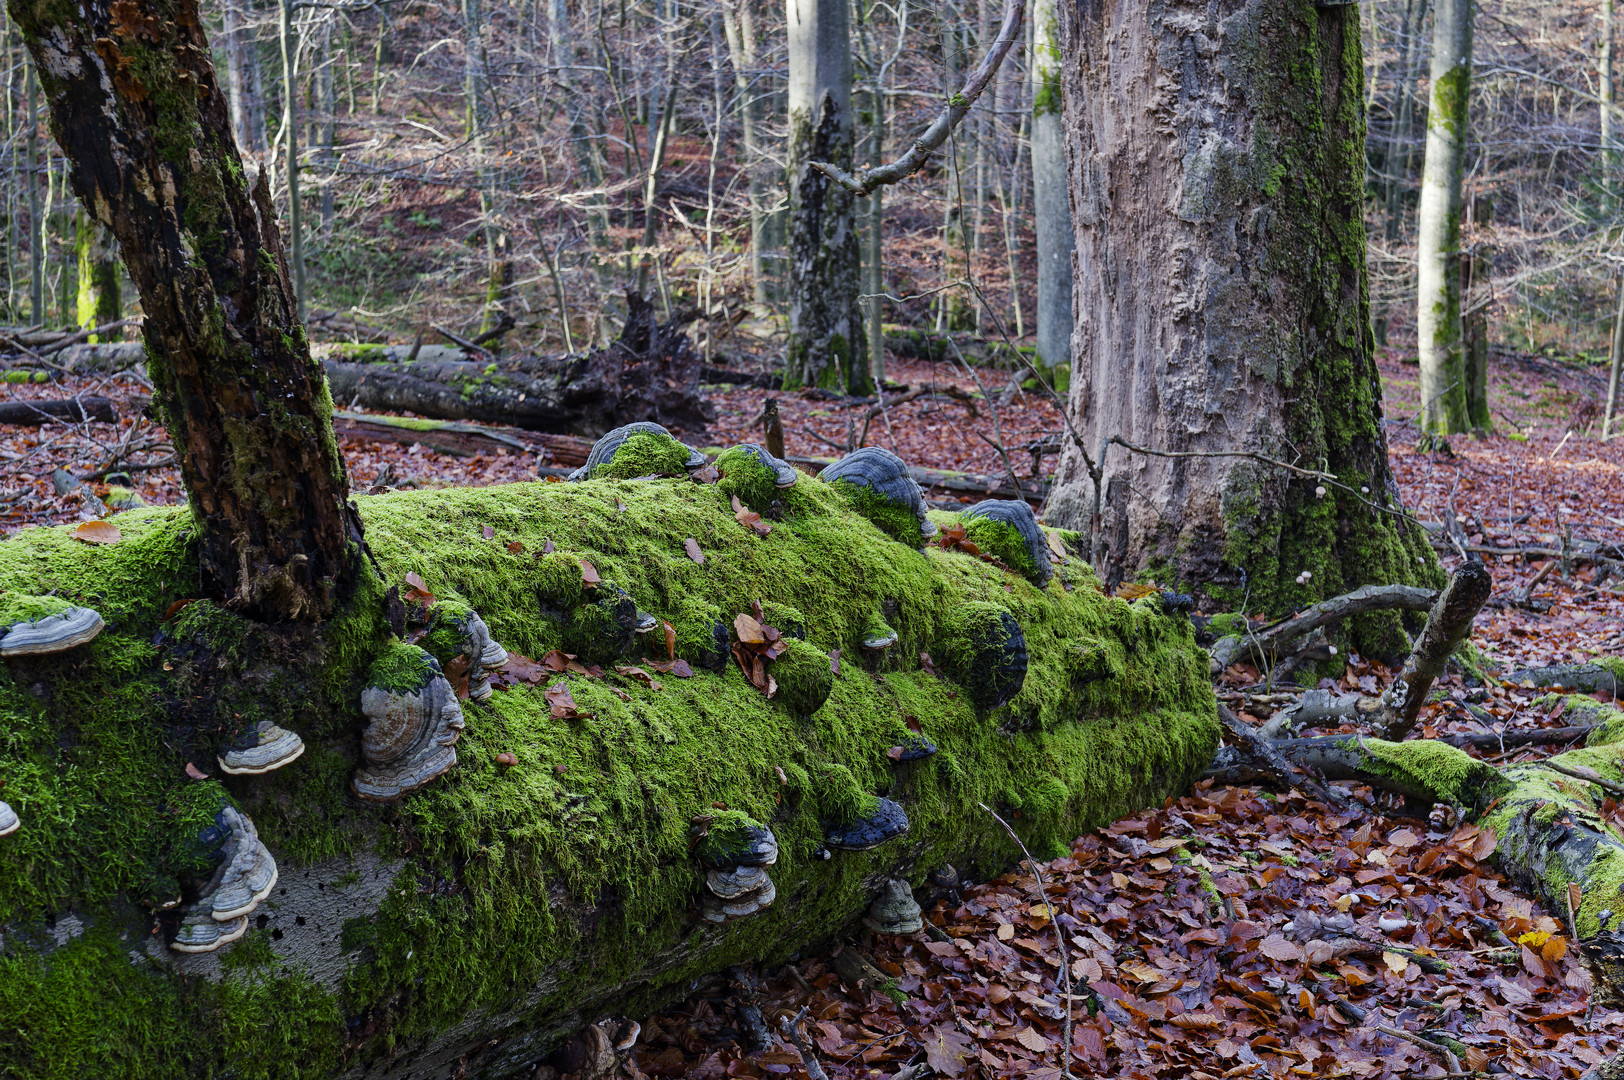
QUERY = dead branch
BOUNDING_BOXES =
[1209,584,1440,674]
[1374,562,1495,741]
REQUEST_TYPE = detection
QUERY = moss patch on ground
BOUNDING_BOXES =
[0,475,1216,1078]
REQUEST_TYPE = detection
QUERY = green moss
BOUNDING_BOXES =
[694,809,764,865]
[366,641,438,693]
[591,432,693,480]
[938,602,1024,710]
[759,601,807,640]
[0,592,76,626]
[715,446,780,512]
[960,514,1038,579]
[0,477,1216,1072]
[420,599,475,670]
[829,479,927,548]
[771,637,834,717]
[1359,737,1509,812]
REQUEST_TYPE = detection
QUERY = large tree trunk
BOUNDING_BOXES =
[783,0,870,394]
[1045,0,1439,651]
[12,0,358,621]
[1030,0,1071,373]
[0,475,1217,1078]
[1414,0,1473,435]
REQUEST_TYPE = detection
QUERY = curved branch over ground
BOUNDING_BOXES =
[808,0,1024,196]
[1208,583,1440,674]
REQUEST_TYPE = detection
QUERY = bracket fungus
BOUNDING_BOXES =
[217,720,306,776]
[960,499,1052,586]
[698,816,780,923]
[169,805,277,953]
[353,644,467,802]
[0,801,16,837]
[860,612,900,653]
[863,878,924,934]
[564,586,658,666]
[566,422,707,481]
[715,443,798,511]
[825,796,910,851]
[818,447,938,549]
[0,601,105,657]
[889,734,938,763]
[939,602,1028,710]
[428,604,510,701]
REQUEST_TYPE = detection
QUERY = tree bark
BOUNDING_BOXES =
[1029,0,1071,372]
[11,0,358,620]
[783,0,870,394]
[222,0,267,156]
[720,0,768,310]
[73,209,119,334]
[1046,0,1440,650]
[1414,0,1473,435]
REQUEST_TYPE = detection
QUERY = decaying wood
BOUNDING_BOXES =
[330,411,565,462]
[1374,562,1494,740]
[783,453,1047,506]
[1201,706,1355,810]
[1505,662,1623,698]
[0,396,117,425]
[1208,584,1440,674]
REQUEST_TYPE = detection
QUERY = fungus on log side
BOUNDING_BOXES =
[960,499,1053,586]
[0,477,1215,1078]
[820,447,938,549]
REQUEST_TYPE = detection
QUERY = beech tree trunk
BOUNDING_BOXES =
[222,0,267,156]
[72,210,119,334]
[12,0,358,621]
[1415,0,1473,435]
[1045,0,1438,649]
[783,0,870,394]
[1030,0,1071,372]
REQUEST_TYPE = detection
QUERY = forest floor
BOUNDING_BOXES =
[1,341,1621,1078]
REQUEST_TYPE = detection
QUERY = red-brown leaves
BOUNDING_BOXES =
[543,681,581,719]
[936,523,980,556]
[731,602,787,697]
[403,571,435,606]
[684,538,704,564]
[72,519,121,544]
[579,559,601,588]
[731,494,772,536]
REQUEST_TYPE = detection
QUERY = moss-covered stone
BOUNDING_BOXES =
[0,477,1216,1076]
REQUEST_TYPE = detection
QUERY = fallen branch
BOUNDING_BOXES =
[1202,706,1357,811]
[810,0,1024,195]
[1209,584,1439,674]
[0,397,118,425]
[1373,562,1494,741]
[1505,662,1623,698]
[779,1007,829,1080]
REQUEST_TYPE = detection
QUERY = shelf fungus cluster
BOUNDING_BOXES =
[425,602,511,701]
[0,599,105,657]
[353,643,468,802]
[217,720,306,776]
[819,447,938,549]
[698,817,780,923]
[170,806,279,953]
[961,499,1053,586]
[0,801,16,837]
[825,797,910,852]
[567,422,707,481]
[863,879,924,935]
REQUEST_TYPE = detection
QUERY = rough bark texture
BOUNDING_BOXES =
[12,0,357,621]
[1030,0,1072,372]
[1046,0,1440,651]
[0,479,1216,1079]
[784,0,870,394]
[1373,560,1492,740]
[1414,0,1473,434]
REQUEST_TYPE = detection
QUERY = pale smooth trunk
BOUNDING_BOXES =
[1031,0,1071,371]
[1414,0,1472,435]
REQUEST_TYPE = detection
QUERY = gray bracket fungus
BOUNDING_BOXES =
[170,806,278,953]
[863,878,924,935]
[566,421,707,481]
[890,734,938,763]
[700,822,779,923]
[818,447,938,548]
[0,800,16,837]
[960,499,1053,586]
[446,607,511,702]
[353,651,467,802]
[720,443,798,489]
[0,604,105,656]
[824,797,910,851]
[217,719,306,776]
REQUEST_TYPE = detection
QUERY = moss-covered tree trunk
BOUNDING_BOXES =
[1415,0,1473,435]
[72,210,119,335]
[1044,0,1439,652]
[11,0,358,621]
[783,0,871,394]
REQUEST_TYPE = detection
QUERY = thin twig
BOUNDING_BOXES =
[778,1006,829,1080]
[979,802,1073,1080]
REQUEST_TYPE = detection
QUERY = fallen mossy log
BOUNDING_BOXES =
[0,396,117,425]
[0,472,1216,1078]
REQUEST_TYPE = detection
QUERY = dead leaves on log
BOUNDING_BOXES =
[731,602,786,698]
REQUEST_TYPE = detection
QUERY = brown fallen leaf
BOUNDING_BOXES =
[662,619,677,662]
[690,463,720,484]
[615,664,664,690]
[497,653,551,686]
[444,655,471,700]
[648,658,695,678]
[684,537,705,564]
[162,598,196,621]
[544,681,582,720]
[403,571,435,605]
[1258,934,1303,962]
[829,648,840,676]
[541,538,556,554]
[1115,582,1158,600]
[920,651,937,676]
[734,612,768,644]
[579,559,601,588]
[73,519,122,545]
[184,762,208,780]
[481,524,495,539]
[731,493,772,536]
[506,540,524,555]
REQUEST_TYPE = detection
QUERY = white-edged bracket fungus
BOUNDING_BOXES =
[890,734,938,763]
[0,604,105,657]
[353,645,467,802]
[698,818,779,923]
[863,878,924,934]
[461,609,510,701]
[860,612,900,652]
[0,800,17,837]
[818,447,938,549]
[566,422,707,481]
[960,499,1053,586]
[169,805,278,953]
[217,720,306,775]
[825,797,910,851]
